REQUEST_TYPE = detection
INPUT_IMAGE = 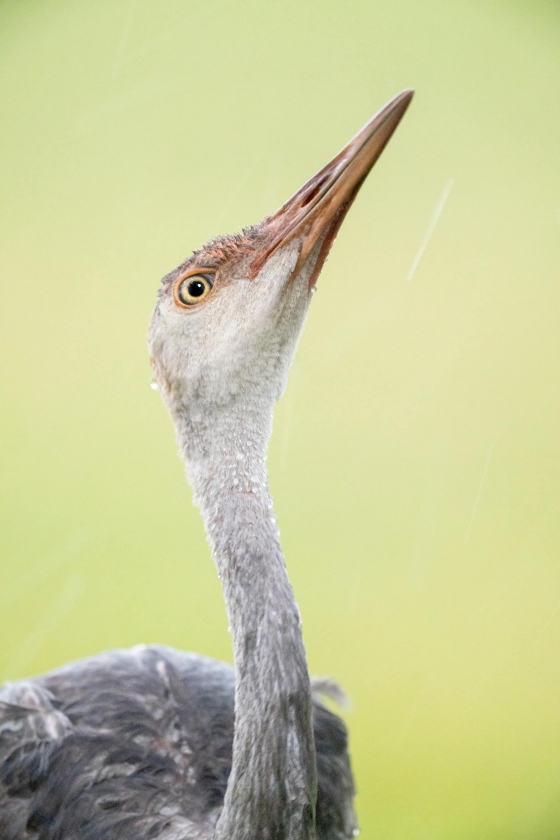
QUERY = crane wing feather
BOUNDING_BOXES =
[0,646,355,840]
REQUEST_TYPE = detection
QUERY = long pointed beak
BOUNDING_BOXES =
[249,89,414,285]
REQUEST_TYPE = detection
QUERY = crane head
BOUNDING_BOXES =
[149,90,413,423]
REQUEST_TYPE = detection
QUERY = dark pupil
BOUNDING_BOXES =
[188,279,205,297]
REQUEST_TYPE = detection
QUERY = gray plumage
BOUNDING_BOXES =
[0,646,354,839]
[0,91,412,840]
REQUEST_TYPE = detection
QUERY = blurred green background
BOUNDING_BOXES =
[1,1,560,837]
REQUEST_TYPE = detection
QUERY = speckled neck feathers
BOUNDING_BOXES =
[149,236,322,839]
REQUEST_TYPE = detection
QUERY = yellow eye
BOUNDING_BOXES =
[175,272,214,307]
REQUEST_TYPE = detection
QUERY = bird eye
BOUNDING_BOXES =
[175,273,214,307]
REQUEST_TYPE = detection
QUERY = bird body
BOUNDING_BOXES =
[0,90,413,839]
[0,646,353,839]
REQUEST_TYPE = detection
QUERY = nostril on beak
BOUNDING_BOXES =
[300,188,318,207]
[300,177,327,207]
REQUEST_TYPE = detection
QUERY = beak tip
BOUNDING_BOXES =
[396,88,415,112]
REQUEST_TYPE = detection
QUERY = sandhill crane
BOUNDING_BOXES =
[0,90,413,840]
